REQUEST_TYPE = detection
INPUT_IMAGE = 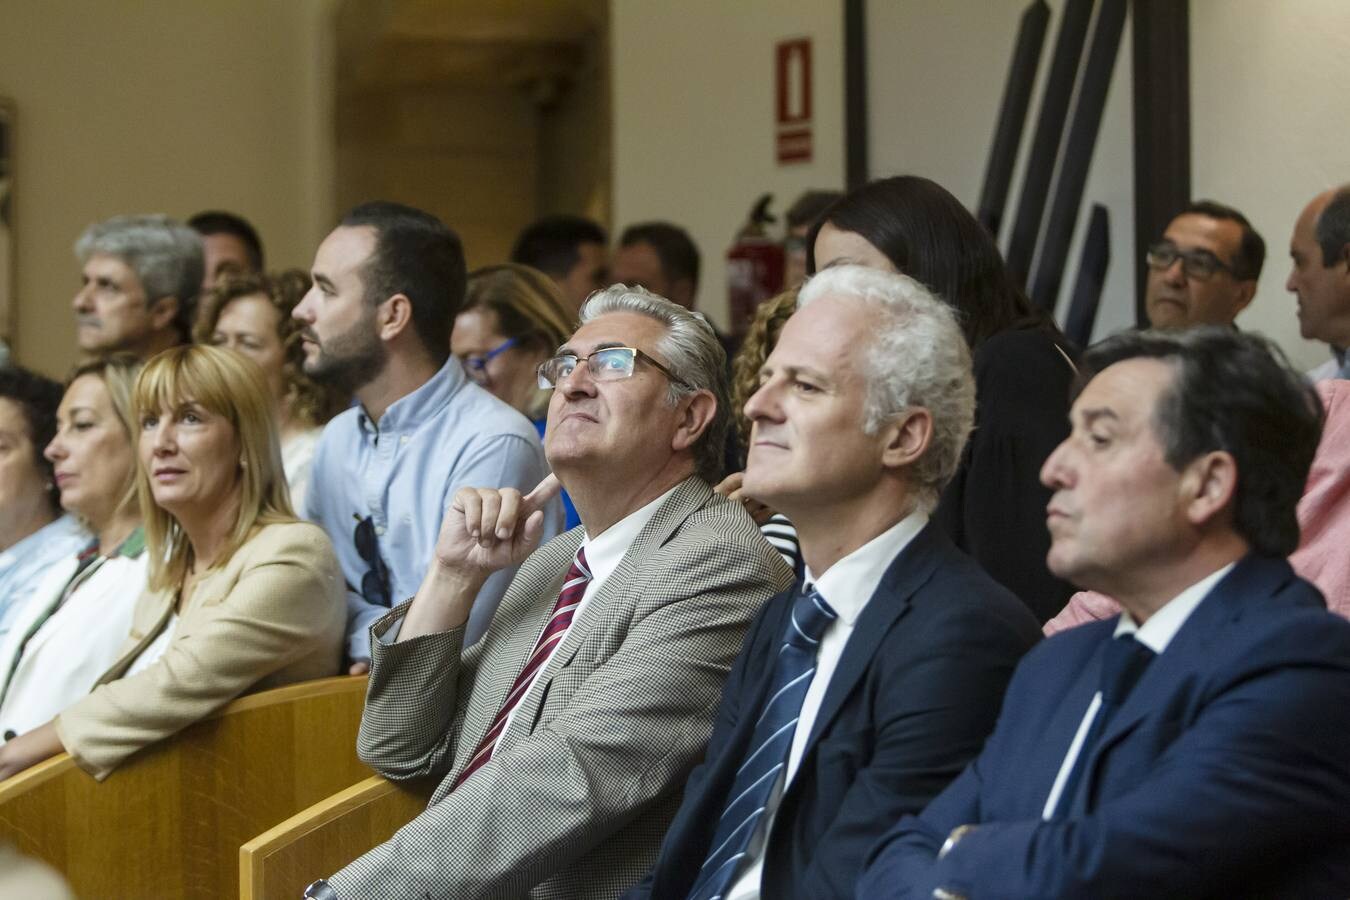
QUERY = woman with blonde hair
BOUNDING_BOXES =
[0,355,148,747]
[453,262,580,527]
[195,269,345,508]
[0,345,344,781]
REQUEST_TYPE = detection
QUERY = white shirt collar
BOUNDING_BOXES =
[579,483,682,586]
[1114,562,1236,654]
[804,511,928,626]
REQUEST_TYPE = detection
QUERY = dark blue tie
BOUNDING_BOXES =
[686,586,837,900]
[1051,633,1155,818]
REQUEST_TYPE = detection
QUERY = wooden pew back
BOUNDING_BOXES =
[0,676,370,899]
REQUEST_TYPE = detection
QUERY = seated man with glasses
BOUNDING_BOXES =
[1144,200,1265,331]
[306,286,792,900]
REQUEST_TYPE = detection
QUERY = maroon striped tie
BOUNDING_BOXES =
[452,547,592,788]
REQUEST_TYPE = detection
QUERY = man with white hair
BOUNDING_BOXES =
[308,287,791,900]
[624,265,1041,900]
[72,214,203,359]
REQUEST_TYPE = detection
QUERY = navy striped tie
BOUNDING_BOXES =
[686,586,837,900]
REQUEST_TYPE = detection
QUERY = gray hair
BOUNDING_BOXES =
[798,265,975,513]
[75,214,204,340]
[579,285,729,483]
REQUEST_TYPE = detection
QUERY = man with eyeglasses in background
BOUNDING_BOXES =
[294,202,560,674]
[1143,201,1265,331]
[305,286,790,900]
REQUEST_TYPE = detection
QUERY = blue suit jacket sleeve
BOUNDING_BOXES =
[858,619,1350,899]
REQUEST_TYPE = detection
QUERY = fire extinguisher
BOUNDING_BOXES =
[727,194,785,341]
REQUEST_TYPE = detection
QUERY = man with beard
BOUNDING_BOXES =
[295,202,559,672]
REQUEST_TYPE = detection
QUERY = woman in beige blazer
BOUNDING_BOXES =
[0,345,345,781]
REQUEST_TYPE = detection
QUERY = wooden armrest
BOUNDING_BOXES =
[240,773,435,900]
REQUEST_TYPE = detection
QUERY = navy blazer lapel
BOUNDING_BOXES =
[1078,555,1298,808]
[798,523,945,755]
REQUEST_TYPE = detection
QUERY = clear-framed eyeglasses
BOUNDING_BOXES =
[537,346,693,390]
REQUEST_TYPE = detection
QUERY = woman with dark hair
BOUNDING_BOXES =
[0,366,88,646]
[808,175,1075,621]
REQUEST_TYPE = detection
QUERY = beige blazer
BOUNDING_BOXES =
[55,520,345,779]
[330,476,793,900]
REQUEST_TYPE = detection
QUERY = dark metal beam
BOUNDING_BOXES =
[844,0,868,189]
[1132,0,1191,327]
[978,0,1050,237]
[1004,0,1095,286]
[1028,0,1127,311]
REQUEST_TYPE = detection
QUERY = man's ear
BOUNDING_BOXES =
[1180,450,1238,528]
[671,390,718,455]
[148,295,180,332]
[376,293,415,343]
[1232,280,1257,318]
[879,407,932,470]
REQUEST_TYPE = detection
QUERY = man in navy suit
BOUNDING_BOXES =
[859,327,1350,899]
[623,265,1041,900]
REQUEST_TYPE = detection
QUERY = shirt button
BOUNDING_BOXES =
[400,435,409,445]
[375,526,386,536]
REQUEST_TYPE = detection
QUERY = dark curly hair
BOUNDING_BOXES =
[0,364,65,514]
[729,289,799,459]
[193,270,346,428]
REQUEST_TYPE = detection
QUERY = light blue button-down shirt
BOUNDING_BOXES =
[305,358,561,660]
[0,514,90,647]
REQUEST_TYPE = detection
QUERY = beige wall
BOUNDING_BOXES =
[0,0,335,378]
[335,84,538,270]
[611,0,845,329]
[1192,0,1350,370]
[867,0,1137,342]
[864,0,1349,368]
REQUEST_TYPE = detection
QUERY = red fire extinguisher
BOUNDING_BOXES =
[727,194,785,341]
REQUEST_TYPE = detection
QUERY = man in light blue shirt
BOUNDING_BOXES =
[296,202,559,669]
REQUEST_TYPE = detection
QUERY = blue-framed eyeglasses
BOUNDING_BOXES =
[460,338,519,385]
[537,346,692,390]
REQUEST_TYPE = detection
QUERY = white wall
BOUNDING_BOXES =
[1191,0,1350,370]
[611,0,845,329]
[0,0,336,377]
[866,0,1137,343]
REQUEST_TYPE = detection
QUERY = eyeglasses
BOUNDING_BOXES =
[1146,242,1238,282]
[352,514,392,607]
[536,346,693,390]
[459,338,519,386]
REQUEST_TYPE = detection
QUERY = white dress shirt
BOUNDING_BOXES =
[1041,562,1235,819]
[727,511,927,900]
[498,484,680,743]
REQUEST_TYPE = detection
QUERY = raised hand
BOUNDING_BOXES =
[434,474,563,580]
[400,474,564,642]
[713,470,777,526]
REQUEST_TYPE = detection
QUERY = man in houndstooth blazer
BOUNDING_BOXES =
[318,288,792,900]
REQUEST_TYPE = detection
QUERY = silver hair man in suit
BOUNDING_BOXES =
[308,287,792,900]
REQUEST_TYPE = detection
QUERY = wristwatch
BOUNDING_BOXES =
[938,824,977,859]
[303,878,340,900]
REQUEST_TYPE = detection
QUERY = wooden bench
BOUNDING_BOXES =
[0,675,371,899]
[239,773,435,900]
